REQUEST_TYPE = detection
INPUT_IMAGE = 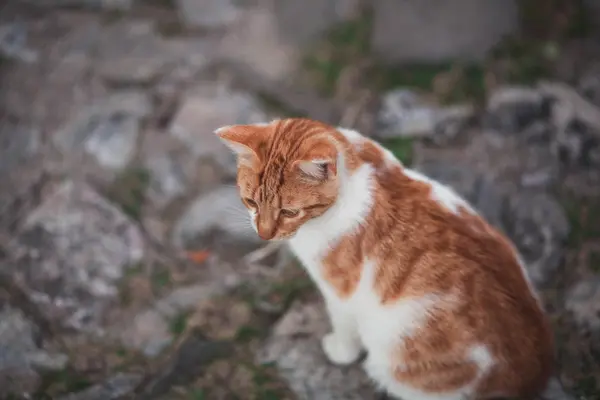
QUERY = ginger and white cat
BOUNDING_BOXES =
[216,118,561,400]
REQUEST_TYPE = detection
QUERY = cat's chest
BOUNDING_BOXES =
[288,229,338,287]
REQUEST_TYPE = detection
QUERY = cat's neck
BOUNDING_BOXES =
[289,160,375,250]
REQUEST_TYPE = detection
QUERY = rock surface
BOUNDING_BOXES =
[371,0,519,63]
[57,373,142,400]
[175,0,241,29]
[53,91,151,171]
[14,180,144,332]
[0,306,42,396]
[169,84,268,177]
[172,185,263,255]
[376,89,474,141]
[258,300,375,400]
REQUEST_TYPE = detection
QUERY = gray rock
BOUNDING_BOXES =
[0,22,38,63]
[53,91,151,171]
[15,180,144,332]
[553,118,600,169]
[273,0,359,46]
[376,89,473,141]
[119,281,241,357]
[0,122,40,174]
[95,21,211,85]
[169,84,267,177]
[503,192,570,289]
[145,153,188,209]
[175,0,240,29]
[565,278,600,331]
[579,64,600,108]
[258,300,374,400]
[371,0,518,63]
[540,81,600,136]
[0,307,41,396]
[23,0,133,10]
[484,86,549,134]
[26,351,69,372]
[118,309,172,358]
[172,185,262,250]
[58,373,142,400]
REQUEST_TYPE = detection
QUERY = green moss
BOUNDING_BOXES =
[381,137,414,166]
[235,325,262,342]
[189,389,207,400]
[106,167,150,221]
[589,252,600,274]
[573,375,599,399]
[151,268,172,291]
[303,9,373,96]
[563,196,600,246]
[372,61,486,104]
[375,63,450,92]
[489,37,555,85]
[37,369,93,396]
[170,311,190,336]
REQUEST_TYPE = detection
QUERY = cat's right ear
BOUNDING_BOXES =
[215,124,267,167]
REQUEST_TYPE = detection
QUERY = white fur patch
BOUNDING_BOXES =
[403,169,475,215]
[337,126,400,169]
[288,160,375,295]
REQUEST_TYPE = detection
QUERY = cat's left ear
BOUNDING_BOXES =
[215,124,269,166]
[294,140,338,181]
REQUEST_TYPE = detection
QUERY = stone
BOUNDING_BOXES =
[14,180,144,332]
[118,309,172,358]
[175,0,240,29]
[258,300,374,400]
[484,86,549,134]
[273,0,359,46]
[169,84,267,177]
[0,307,41,396]
[172,185,262,251]
[0,22,38,63]
[371,0,519,63]
[23,0,132,10]
[133,331,231,399]
[57,373,142,400]
[119,280,241,357]
[503,192,570,289]
[53,91,151,171]
[0,122,40,174]
[144,152,188,209]
[578,63,600,108]
[565,278,600,332]
[539,81,600,135]
[375,89,474,141]
[217,7,302,82]
[553,116,600,169]
[95,21,211,86]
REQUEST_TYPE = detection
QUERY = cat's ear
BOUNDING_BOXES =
[294,140,338,182]
[214,124,268,166]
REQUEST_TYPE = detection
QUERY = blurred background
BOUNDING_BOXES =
[0,0,599,399]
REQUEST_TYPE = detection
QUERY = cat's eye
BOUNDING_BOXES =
[281,209,299,218]
[244,198,258,208]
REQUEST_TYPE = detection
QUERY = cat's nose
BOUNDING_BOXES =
[257,229,275,240]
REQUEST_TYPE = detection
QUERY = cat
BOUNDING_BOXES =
[216,118,563,400]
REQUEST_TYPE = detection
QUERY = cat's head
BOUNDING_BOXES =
[215,118,342,240]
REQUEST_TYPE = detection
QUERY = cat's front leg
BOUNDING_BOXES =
[321,297,362,365]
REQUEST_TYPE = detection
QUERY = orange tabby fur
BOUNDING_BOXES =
[216,118,555,399]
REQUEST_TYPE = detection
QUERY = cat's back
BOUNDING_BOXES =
[349,133,555,399]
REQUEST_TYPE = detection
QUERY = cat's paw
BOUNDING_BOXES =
[321,333,361,365]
